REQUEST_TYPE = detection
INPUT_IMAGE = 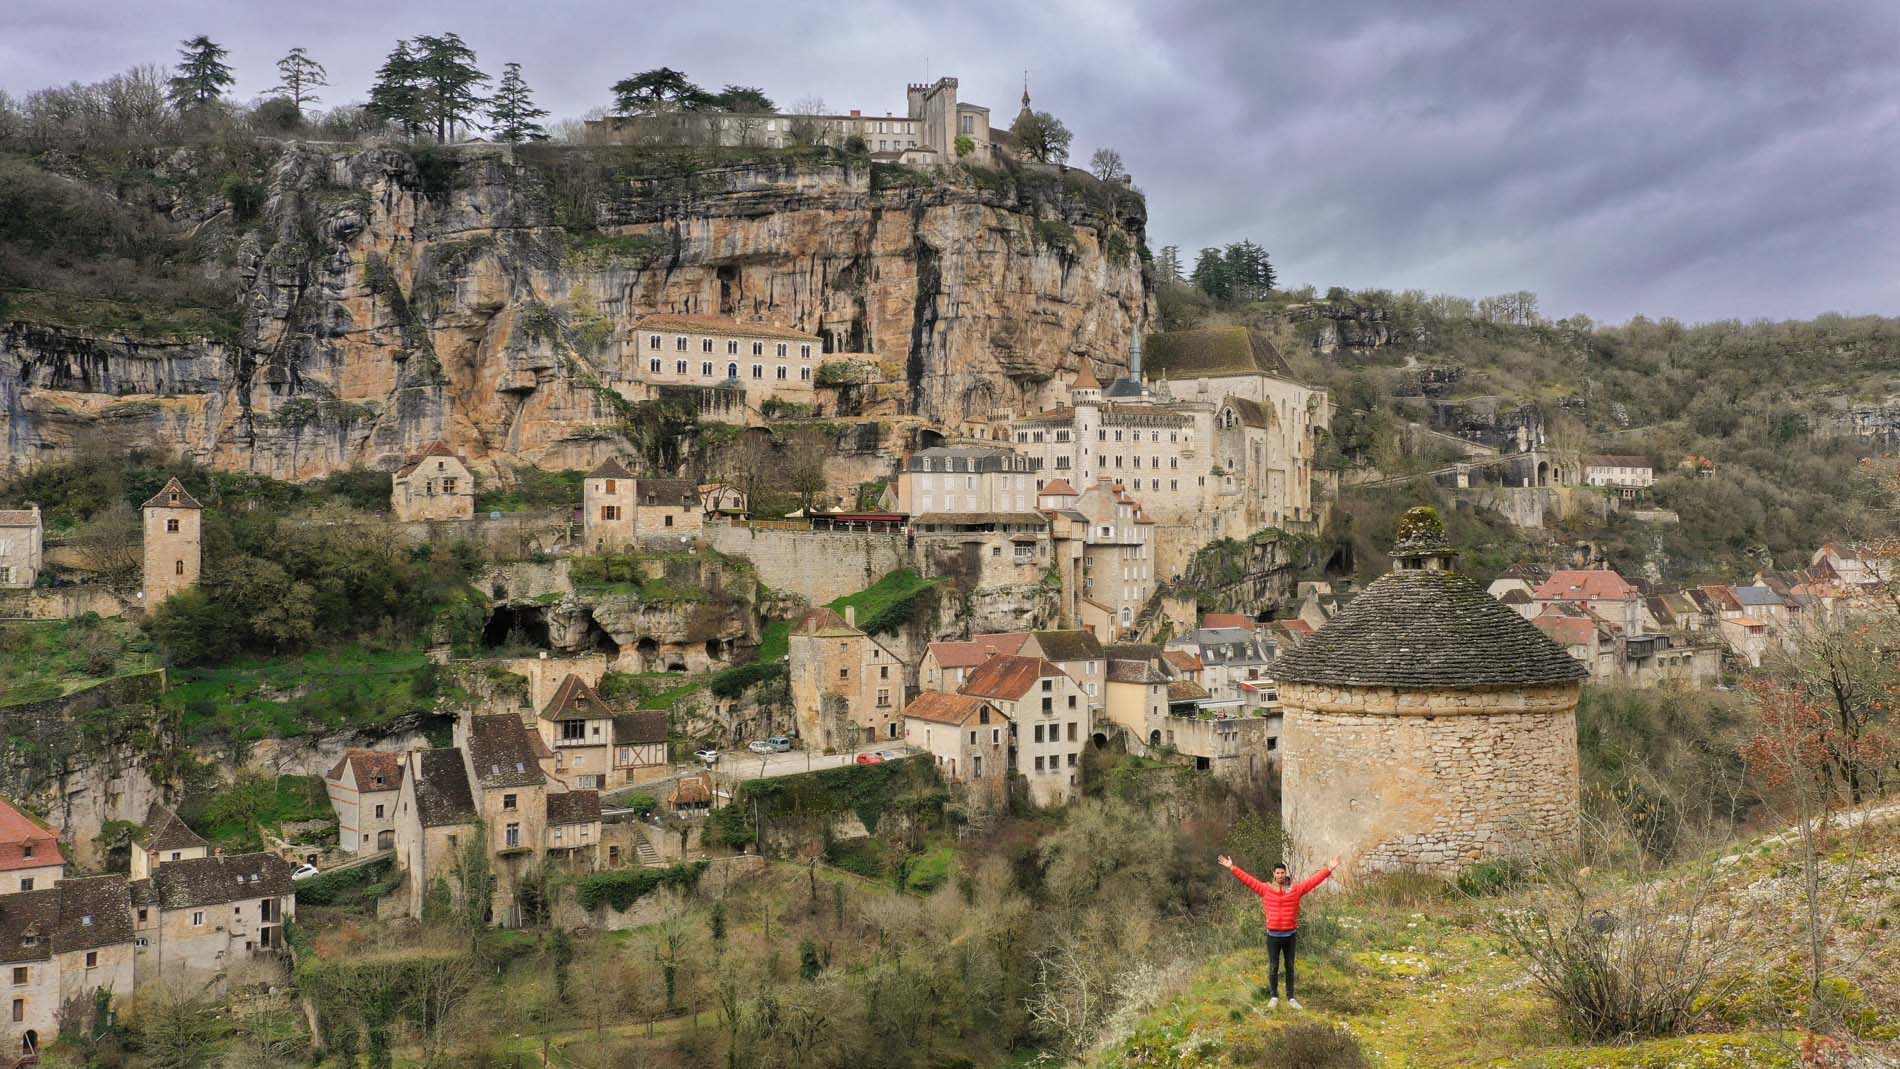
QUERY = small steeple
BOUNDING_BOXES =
[1021,70,1032,112]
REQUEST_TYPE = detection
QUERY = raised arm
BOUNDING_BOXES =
[1218,854,1271,897]
[1290,855,1342,896]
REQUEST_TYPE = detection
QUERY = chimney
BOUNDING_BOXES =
[850,109,862,117]
[845,605,857,628]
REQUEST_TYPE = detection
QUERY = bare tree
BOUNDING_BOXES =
[786,96,828,147]
[1088,147,1126,182]
[1025,941,1115,1063]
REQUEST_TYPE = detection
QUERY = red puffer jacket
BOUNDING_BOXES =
[1229,863,1331,931]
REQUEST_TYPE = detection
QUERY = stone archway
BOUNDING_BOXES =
[1536,460,1551,486]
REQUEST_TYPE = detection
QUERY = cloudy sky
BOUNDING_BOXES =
[5,0,1896,324]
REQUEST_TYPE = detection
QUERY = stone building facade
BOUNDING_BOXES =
[0,507,42,589]
[324,751,404,853]
[391,442,475,522]
[902,693,1009,811]
[1272,509,1587,880]
[583,457,637,552]
[140,478,201,608]
[788,606,906,752]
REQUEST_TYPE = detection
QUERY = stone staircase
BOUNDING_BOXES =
[631,828,662,866]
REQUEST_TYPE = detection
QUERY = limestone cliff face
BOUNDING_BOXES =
[2,144,1150,478]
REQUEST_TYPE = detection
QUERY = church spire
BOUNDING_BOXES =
[1020,71,1032,115]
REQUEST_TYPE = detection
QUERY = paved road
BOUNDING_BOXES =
[702,744,921,782]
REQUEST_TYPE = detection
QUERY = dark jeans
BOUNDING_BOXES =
[1267,932,1297,997]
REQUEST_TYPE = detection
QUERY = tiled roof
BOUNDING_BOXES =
[0,509,40,526]
[1168,680,1211,702]
[1733,585,1784,607]
[144,803,209,852]
[1144,327,1295,379]
[546,790,601,826]
[1108,658,1168,684]
[1534,570,1639,602]
[926,641,994,669]
[1533,615,1600,647]
[150,853,293,910]
[637,478,698,506]
[797,607,859,637]
[671,774,713,805]
[1016,406,1076,423]
[912,512,1049,525]
[0,797,61,873]
[140,477,202,510]
[587,457,634,479]
[1163,650,1202,673]
[0,887,57,961]
[1584,455,1651,468]
[326,750,403,792]
[1102,643,1163,662]
[972,632,1032,657]
[50,875,134,951]
[1699,585,1743,612]
[1201,613,1252,631]
[1070,363,1102,389]
[1223,397,1271,429]
[542,674,611,721]
[395,441,469,479]
[635,314,819,342]
[466,716,548,788]
[903,692,998,726]
[959,655,1066,701]
[412,749,477,827]
[1030,629,1104,662]
[613,712,668,746]
[1499,589,1533,605]
[1037,479,1079,496]
[1272,568,1589,689]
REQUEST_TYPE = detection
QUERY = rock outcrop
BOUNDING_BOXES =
[2,144,1150,478]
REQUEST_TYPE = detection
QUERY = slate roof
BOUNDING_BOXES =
[326,750,403,792]
[542,674,612,721]
[412,749,477,827]
[545,790,601,826]
[140,477,202,510]
[903,692,999,726]
[0,797,61,873]
[1271,568,1589,689]
[613,712,668,746]
[637,478,698,507]
[49,875,134,951]
[144,803,209,853]
[959,655,1067,701]
[1030,629,1104,662]
[1223,397,1272,428]
[587,457,634,479]
[1102,377,1146,399]
[635,314,819,342]
[1102,643,1163,662]
[395,441,469,479]
[465,716,548,788]
[1189,628,1269,666]
[149,853,292,910]
[0,887,57,961]
[1733,585,1784,607]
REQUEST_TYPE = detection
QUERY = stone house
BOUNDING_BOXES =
[920,641,995,694]
[1532,569,1643,635]
[537,674,616,790]
[1582,455,1654,496]
[957,655,1086,806]
[391,442,475,522]
[698,483,748,518]
[901,692,1009,810]
[1273,510,1587,880]
[393,748,478,921]
[612,712,669,778]
[0,507,43,589]
[324,751,404,853]
[628,315,826,422]
[2,875,136,1059]
[1040,479,1154,637]
[129,804,209,879]
[971,630,1107,709]
[669,774,714,816]
[132,853,294,980]
[634,478,702,540]
[141,478,201,608]
[1102,644,1174,751]
[543,791,602,870]
[583,458,637,553]
[788,606,906,752]
[1530,611,1618,682]
[0,799,63,895]
[895,447,1042,516]
[1173,627,1273,704]
[456,715,551,927]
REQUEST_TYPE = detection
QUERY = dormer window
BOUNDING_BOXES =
[20,845,30,859]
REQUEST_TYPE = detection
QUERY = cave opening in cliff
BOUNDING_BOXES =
[705,638,725,662]
[581,611,620,657]
[636,636,660,671]
[482,605,550,650]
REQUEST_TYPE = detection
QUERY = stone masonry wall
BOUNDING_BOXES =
[1280,681,1580,880]
[706,524,908,604]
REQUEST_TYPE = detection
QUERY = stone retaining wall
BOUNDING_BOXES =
[1280,681,1580,879]
[705,524,908,604]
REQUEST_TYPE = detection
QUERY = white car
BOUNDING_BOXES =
[291,863,320,881]
[695,749,721,765]
[747,740,775,755]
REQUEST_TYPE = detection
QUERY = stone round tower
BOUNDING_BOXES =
[1273,507,1587,879]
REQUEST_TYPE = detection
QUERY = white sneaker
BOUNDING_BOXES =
[1286,997,1304,1010]
[1267,997,1279,1009]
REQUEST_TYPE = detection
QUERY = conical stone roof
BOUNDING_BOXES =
[1271,507,1587,689]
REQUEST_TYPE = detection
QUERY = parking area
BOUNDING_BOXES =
[706,743,921,782]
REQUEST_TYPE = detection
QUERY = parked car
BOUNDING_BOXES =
[854,752,883,764]
[767,735,794,752]
[876,749,904,761]
[747,740,775,754]
[291,863,321,881]
[695,749,721,765]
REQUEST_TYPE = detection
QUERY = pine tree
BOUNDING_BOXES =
[1223,240,1276,302]
[1191,247,1233,305]
[367,40,426,139]
[273,47,329,113]
[1155,245,1183,284]
[413,33,489,141]
[167,35,234,113]
[486,62,548,142]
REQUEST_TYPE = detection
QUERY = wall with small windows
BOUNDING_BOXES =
[631,321,833,424]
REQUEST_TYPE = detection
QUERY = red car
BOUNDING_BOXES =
[854,752,883,764]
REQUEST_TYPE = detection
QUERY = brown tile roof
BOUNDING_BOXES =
[1535,570,1639,602]
[972,632,1032,657]
[1163,650,1203,673]
[1167,680,1210,702]
[150,853,293,910]
[1223,397,1271,428]
[1017,406,1076,424]
[797,607,859,637]
[0,797,61,873]
[1201,613,1253,631]
[542,674,612,721]
[395,441,469,479]
[1144,327,1295,379]
[140,477,202,510]
[635,314,819,342]
[1070,363,1101,389]
[0,508,40,526]
[1102,642,1163,662]
[144,803,209,852]
[587,457,634,479]
[0,887,57,961]
[466,716,548,788]
[1533,615,1600,647]
[1037,479,1078,496]
[326,750,403,792]
[613,712,668,746]
[412,749,477,827]
[546,790,601,826]
[1108,658,1168,684]
[902,692,999,726]
[49,875,134,951]
[1272,569,1588,689]
[1029,630,1104,662]
[959,655,1066,701]
[637,478,697,506]
[670,774,713,806]
[927,641,995,669]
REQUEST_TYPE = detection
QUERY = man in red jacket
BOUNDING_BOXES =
[1218,852,1339,1009]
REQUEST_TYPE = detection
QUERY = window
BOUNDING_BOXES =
[1034,755,1045,771]
[85,951,97,969]
[505,823,521,847]
[650,357,662,373]
[601,505,620,521]
[562,719,587,741]
[752,364,763,379]
[10,999,20,1022]
[676,360,688,374]
[170,852,180,861]
[16,878,30,893]
[727,340,739,354]
[676,336,688,351]
[1067,752,1078,768]
[9,967,24,985]
[776,365,787,380]
[800,344,812,358]
[192,911,205,927]
[727,362,739,379]
[752,341,764,355]
[1033,724,1044,743]
[442,477,457,494]
[702,361,714,376]
[373,804,385,819]
[1068,723,1078,741]
[649,335,661,350]
[502,793,518,811]
[663,514,673,527]
[175,560,185,576]
[776,342,788,357]
[702,338,715,352]
[166,518,180,533]
[800,366,811,381]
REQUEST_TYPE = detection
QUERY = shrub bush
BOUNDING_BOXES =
[575,861,706,912]
[1454,857,1528,897]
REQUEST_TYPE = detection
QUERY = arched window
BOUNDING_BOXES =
[175,560,185,576]
[727,363,739,380]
